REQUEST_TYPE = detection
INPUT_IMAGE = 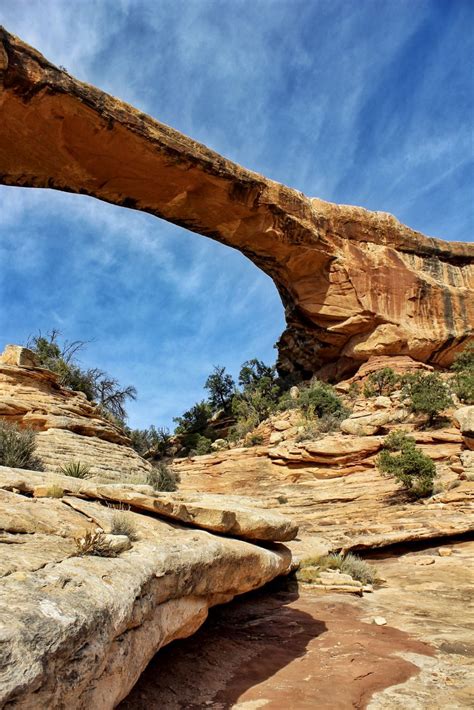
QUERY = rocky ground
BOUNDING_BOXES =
[1,348,473,708]
[121,539,474,709]
[0,467,294,708]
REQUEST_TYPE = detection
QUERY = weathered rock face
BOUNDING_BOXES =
[0,466,293,707]
[0,345,153,480]
[1,28,473,379]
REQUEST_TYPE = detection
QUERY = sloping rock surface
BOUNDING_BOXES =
[0,467,297,542]
[0,345,152,480]
[0,468,293,708]
[1,28,473,378]
[174,433,473,552]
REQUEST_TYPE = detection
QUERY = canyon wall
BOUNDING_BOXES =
[0,27,473,379]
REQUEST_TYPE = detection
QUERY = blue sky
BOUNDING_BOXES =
[0,0,473,429]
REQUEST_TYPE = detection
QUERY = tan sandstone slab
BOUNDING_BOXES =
[0,483,292,708]
[0,467,298,542]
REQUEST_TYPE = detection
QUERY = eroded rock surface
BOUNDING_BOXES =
[121,540,474,709]
[0,468,293,708]
[0,346,153,480]
[0,28,473,378]
[0,467,297,542]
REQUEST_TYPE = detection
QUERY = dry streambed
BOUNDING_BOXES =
[121,539,474,710]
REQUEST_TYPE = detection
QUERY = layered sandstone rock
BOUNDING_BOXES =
[174,423,473,552]
[0,467,297,542]
[0,28,473,378]
[0,345,153,480]
[0,467,293,707]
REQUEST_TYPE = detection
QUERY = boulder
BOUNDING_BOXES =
[340,408,409,436]
[0,344,37,368]
[453,406,474,450]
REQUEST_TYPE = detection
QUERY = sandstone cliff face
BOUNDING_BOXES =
[0,345,152,480]
[1,28,473,379]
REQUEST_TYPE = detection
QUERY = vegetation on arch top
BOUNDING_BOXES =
[0,26,473,380]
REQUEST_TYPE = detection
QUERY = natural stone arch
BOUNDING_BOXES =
[1,27,473,379]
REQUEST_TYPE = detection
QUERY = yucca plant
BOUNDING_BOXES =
[59,461,91,479]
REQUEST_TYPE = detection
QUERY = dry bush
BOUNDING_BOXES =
[75,530,117,557]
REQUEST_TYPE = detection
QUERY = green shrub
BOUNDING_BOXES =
[0,421,42,470]
[402,372,451,425]
[377,430,436,498]
[128,426,173,457]
[383,429,416,451]
[347,382,361,400]
[28,331,137,423]
[297,552,376,585]
[228,415,259,443]
[451,343,474,373]
[193,435,213,456]
[295,413,342,442]
[245,432,264,447]
[317,413,344,433]
[59,461,91,479]
[451,343,474,404]
[110,511,138,541]
[146,462,180,492]
[452,372,474,405]
[297,381,349,421]
[363,368,398,397]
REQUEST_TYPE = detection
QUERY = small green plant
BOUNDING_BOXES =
[44,485,64,498]
[295,422,320,442]
[193,435,213,455]
[228,415,260,443]
[295,413,342,442]
[363,368,398,397]
[317,413,344,433]
[347,382,361,400]
[59,461,91,479]
[402,373,451,425]
[297,552,376,585]
[146,462,180,492]
[127,425,173,458]
[75,529,117,557]
[321,552,377,585]
[0,421,43,470]
[292,380,349,421]
[451,343,474,373]
[452,371,474,404]
[450,343,474,404]
[377,429,436,498]
[110,511,138,541]
[383,429,415,451]
[245,432,264,447]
